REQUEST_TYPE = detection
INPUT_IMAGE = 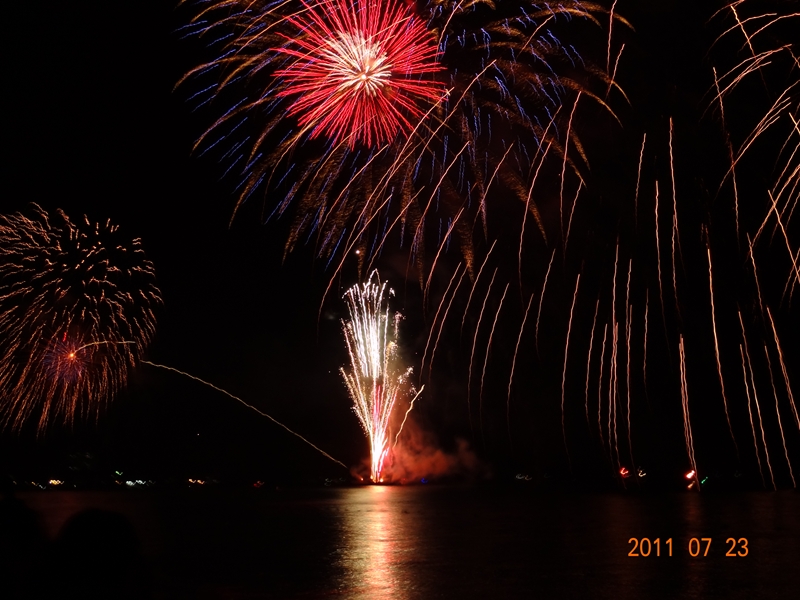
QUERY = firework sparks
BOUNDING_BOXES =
[625,261,634,470]
[745,342,776,490]
[460,240,496,333]
[422,265,466,379]
[560,94,582,242]
[669,119,682,322]
[561,273,581,466]
[142,362,347,469]
[598,322,608,452]
[479,283,509,443]
[181,0,622,273]
[0,205,160,429]
[678,337,699,491]
[707,245,738,454]
[507,293,535,438]
[739,343,766,487]
[762,344,796,487]
[634,133,646,229]
[467,268,498,434]
[535,249,557,355]
[167,1,800,487]
[609,242,620,469]
[767,307,799,430]
[340,272,417,482]
[643,290,648,395]
[272,0,445,147]
[584,298,600,429]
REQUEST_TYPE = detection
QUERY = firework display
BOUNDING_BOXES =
[386,1,796,489]
[482,0,799,488]
[3,0,798,496]
[272,0,445,147]
[171,0,800,487]
[340,272,415,482]
[0,205,161,429]
[179,0,620,274]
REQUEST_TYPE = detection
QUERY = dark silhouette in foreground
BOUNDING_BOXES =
[42,508,152,599]
[0,476,46,599]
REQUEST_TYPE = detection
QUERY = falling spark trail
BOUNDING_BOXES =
[739,313,776,489]
[764,191,800,287]
[730,4,757,57]
[141,361,347,469]
[763,344,796,487]
[634,133,646,230]
[507,293,536,438]
[598,323,609,451]
[720,85,797,190]
[606,0,618,76]
[707,247,739,455]
[611,321,620,470]
[678,338,699,491]
[643,290,649,399]
[520,141,554,284]
[610,243,620,467]
[535,249,557,355]
[739,344,767,487]
[516,109,559,280]
[669,120,682,320]
[609,43,625,98]
[712,68,740,244]
[393,385,425,448]
[654,181,668,336]
[320,183,423,319]
[560,93,582,243]
[745,344,777,490]
[407,141,471,281]
[481,143,516,239]
[424,207,466,304]
[467,269,498,433]
[585,299,601,428]
[625,260,634,469]
[461,241,497,333]
[480,283,510,441]
[425,268,466,378]
[784,248,800,305]
[713,66,741,241]
[315,69,472,313]
[561,274,581,468]
[767,307,800,429]
[746,234,766,317]
[564,180,584,252]
[421,263,464,377]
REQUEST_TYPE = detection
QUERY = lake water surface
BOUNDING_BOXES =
[15,486,800,598]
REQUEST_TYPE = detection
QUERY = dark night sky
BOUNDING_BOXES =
[2,1,798,486]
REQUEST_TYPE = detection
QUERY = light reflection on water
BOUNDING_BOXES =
[16,486,800,599]
[335,486,409,599]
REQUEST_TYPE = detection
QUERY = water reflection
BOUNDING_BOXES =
[15,488,799,598]
[335,486,419,600]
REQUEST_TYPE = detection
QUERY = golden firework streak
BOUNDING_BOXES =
[141,361,347,469]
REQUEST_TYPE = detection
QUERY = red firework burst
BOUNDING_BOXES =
[272,0,446,147]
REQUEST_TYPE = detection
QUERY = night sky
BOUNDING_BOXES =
[2,1,798,487]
